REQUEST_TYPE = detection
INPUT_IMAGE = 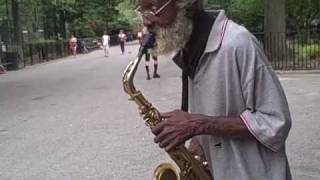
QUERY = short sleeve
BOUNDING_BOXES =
[235,33,292,152]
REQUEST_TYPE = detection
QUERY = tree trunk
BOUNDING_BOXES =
[12,0,21,46]
[264,0,287,67]
[10,0,24,69]
[57,10,67,39]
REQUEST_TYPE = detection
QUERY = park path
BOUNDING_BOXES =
[0,43,320,180]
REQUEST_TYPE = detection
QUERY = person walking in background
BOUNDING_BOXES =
[118,30,127,54]
[81,40,89,54]
[142,27,160,80]
[69,35,77,56]
[102,31,110,57]
[137,30,143,45]
[0,64,6,74]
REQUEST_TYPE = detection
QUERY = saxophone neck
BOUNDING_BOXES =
[122,32,156,96]
[122,56,141,96]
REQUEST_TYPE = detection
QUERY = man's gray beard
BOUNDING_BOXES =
[153,9,193,55]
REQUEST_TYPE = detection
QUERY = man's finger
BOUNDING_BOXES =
[165,138,181,152]
[160,112,173,118]
[158,134,175,148]
[154,127,171,144]
[151,122,165,135]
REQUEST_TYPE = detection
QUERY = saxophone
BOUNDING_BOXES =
[122,33,212,180]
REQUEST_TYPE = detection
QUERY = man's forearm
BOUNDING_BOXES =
[191,115,253,139]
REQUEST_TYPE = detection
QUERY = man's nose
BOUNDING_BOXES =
[142,13,160,27]
[143,16,154,27]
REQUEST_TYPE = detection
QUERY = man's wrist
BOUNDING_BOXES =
[189,114,253,139]
[189,114,214,136]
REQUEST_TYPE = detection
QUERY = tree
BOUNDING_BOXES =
[0,0,10,43]
[287,0,320,31]
[68,0,121,37]
[264,0,286,61]
[113,1,139,31]
[264,0,286,33]
[12,0,21,46]
[228,0,264,32]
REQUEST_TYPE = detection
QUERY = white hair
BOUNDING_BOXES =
[140,0,206,55]
[153,8,193,54]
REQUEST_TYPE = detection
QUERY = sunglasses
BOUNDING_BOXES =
[136,0,174,17]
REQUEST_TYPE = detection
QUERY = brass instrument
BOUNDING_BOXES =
[122,34,212,180]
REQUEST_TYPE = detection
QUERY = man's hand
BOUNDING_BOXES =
[150,109,253,152]
[151,110,201,152]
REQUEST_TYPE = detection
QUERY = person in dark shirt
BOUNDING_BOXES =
[141,27,160,80]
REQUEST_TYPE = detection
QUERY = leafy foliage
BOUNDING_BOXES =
[1,0,319,40]
[114,1,139,31]
[287,0,320,31]
[208,0,319,32]
[228,0,264,32]
[0,0,139,40]
[207,0,264,32]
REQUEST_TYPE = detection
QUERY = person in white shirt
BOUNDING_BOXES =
[118,30,127,54]
[102,31,110,57]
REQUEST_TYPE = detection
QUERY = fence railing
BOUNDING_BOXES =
[22,41,69,66]
[0,38,103,70]
[2,31,319,71]
[253,29,320,70]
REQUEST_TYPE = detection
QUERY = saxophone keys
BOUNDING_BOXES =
[202,161,209,167]
[194,155,201,161]
[145,122,150,127]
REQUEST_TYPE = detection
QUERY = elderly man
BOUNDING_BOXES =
[138,0,292,180]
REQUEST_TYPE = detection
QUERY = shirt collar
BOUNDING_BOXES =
[171,10,228,70]
[204,10,229,53]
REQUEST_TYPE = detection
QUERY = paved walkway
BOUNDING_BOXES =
[0,45,319,179]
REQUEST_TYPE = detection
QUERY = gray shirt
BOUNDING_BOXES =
[181,10,292,180]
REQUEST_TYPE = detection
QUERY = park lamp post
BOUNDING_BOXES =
[38,29,44,41]
[5,0,9,21]
[22,30,28,42]
[21,30,28,67]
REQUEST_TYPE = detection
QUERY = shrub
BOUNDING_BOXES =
[299,44,320,59]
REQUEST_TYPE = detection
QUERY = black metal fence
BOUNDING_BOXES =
[0,38,102,70]
[22,41,69,66]
[2,30,319,71]
[0,44,22,70]
[0,35,138,70]
[253,29,320,70]
[0,41,70,69]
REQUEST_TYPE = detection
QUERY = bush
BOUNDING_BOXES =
[298,44,320,59]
